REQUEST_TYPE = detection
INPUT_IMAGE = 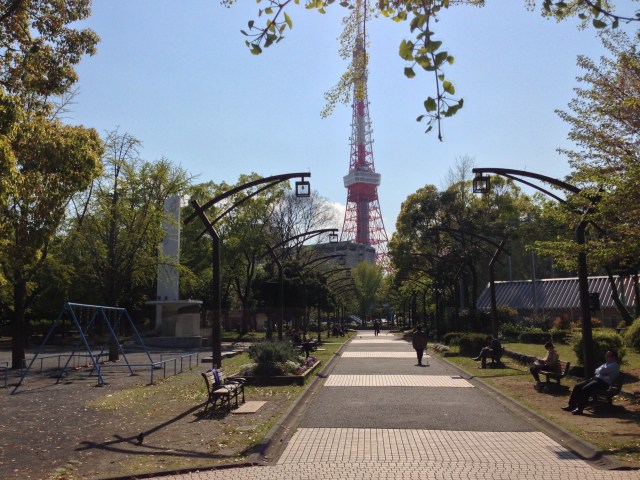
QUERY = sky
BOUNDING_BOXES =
[67,0,638,237]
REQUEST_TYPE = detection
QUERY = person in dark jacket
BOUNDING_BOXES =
[472,336,502,369]
[412,327,428,366]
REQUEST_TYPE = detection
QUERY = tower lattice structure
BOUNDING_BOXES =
[340,0,389,265]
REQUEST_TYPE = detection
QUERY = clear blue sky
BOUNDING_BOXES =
[67,0,635,236]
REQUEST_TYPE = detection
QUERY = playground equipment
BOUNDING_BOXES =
[11,303,199,394]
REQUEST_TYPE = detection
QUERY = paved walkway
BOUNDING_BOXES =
[150,331,639,479]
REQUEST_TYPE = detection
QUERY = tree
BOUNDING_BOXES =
[0,1,99,108]
[234,0,638,139]
[0,2,101,368]
[0,109,103,368]
[352,261,383,323]
[554,30,640,320]
[64,130,191,311]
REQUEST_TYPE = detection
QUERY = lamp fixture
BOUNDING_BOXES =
[295,179,311,197]
[473,173,490,194]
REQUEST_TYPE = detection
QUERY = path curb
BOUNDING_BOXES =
[430,345,635,471]
[247,337,353,465]
[97,338,353,479]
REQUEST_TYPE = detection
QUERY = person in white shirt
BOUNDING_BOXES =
[561,350,620,415]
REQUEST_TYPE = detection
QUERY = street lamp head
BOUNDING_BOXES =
[329,231,339,243]
[473,173,491,194]
[295,178,311,197]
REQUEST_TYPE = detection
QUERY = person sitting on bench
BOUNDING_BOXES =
[530,341,560,390]
[472,336,502,369]
[561,350,620,416]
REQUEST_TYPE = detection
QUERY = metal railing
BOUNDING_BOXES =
[13,351,200,388]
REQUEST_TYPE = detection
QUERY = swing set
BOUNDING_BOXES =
[11,302,200,394]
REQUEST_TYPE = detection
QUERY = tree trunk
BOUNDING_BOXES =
[241,304,250,334]
[605,268,633,324]
[11,277,27,369]
[634,274,640,319]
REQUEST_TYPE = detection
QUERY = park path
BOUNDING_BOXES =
[151,331,639,480]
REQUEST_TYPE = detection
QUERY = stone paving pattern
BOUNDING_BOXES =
[148,332,640,480]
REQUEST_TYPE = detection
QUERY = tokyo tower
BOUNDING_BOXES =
[340,0,389,265]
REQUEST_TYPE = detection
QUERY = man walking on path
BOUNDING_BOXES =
[411,326,428,366]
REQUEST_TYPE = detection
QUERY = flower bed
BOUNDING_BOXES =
[231,357,322,386]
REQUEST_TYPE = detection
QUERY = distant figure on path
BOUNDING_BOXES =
[472,336,502,369]
[530,342,560,390]
[373,320,381,336]
[561,350,620,415]
[412,326,428,366]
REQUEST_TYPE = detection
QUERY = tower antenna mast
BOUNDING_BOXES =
[340,0,389,266]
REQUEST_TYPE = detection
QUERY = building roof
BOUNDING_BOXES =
[476,276,637,310]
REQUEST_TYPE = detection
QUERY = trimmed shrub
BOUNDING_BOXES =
[443,332,465,346]
[496,306,518,324]
[500,322,521,342]
[623,317,640,352]
[458,333,489,356]
[553,315,572,330]
[572,329,625,366]
[518,328,551,344]
[247,340,301,376]
[549,328,571,344]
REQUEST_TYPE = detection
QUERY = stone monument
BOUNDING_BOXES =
[145,195,203,348]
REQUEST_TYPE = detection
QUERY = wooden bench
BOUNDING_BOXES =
[540,360,571,388]
[587,372,624,412]
[201,369,246,413]
[298,339,318,357]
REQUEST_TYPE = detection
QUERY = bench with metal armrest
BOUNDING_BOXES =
[587,372,624,412]
[539,360,571,389]
[201,368,246,413]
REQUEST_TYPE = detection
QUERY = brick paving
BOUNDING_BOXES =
[323,374,471,387]
[350,339,404,344]
[341,351,419,358]
[146,331,640,480]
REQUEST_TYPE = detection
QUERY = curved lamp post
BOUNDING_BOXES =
[472,167,597,377]
[265,228,339,340]
[185,172,311,367]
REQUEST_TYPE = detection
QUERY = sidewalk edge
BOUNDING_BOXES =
[432,347,635,471]
[246,337,353,465]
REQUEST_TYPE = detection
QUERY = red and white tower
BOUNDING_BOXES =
[340,0,389,265]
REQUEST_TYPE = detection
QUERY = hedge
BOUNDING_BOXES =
[458,333,489,356]
[572,329,625,366]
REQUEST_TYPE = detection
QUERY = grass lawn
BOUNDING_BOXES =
[436,342,640,467]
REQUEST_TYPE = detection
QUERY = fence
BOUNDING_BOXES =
[9,350,200,394]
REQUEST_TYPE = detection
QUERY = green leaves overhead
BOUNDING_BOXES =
[424,97,437,112]
[237,0,639,140]
[399,39,415,61]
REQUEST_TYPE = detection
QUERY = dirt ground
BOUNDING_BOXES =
[0,354,299,480]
